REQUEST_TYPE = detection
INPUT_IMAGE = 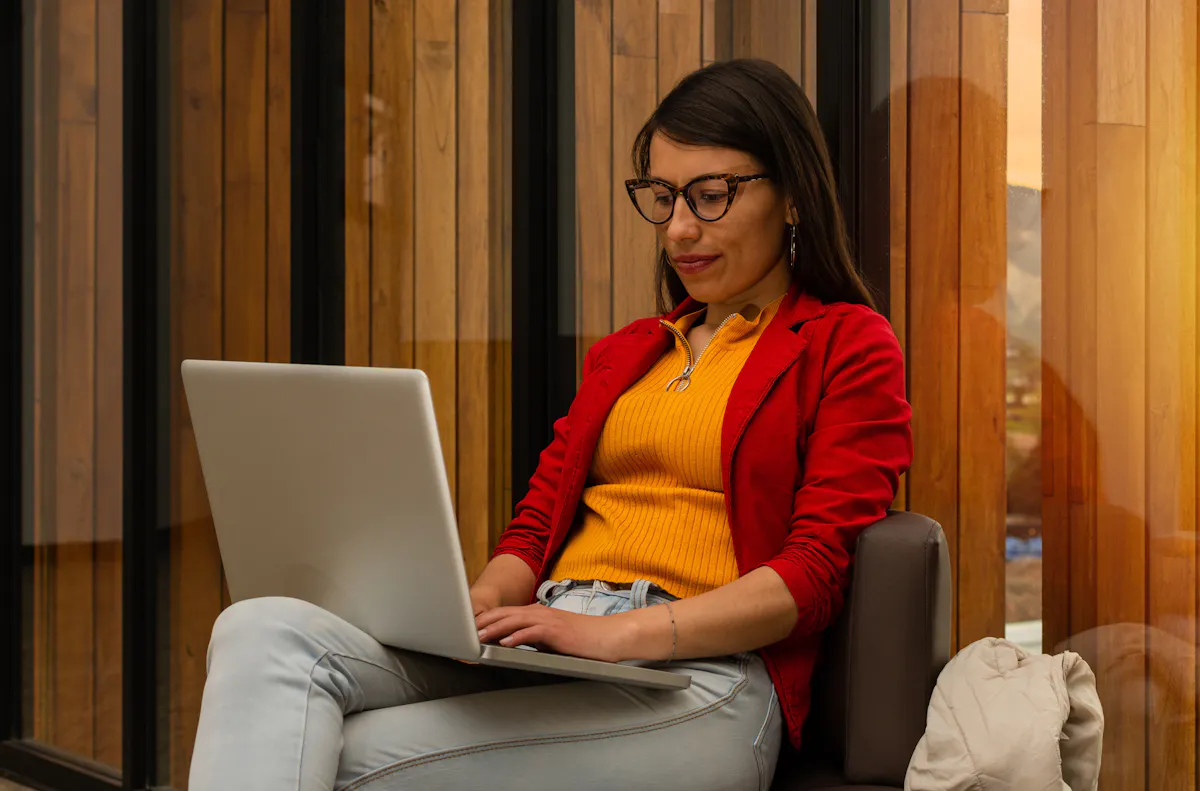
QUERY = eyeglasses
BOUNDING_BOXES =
[623,173,770,224]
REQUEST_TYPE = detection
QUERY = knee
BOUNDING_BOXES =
[208,596,327,667]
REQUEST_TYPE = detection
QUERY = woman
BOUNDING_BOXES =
[190,58,912,791]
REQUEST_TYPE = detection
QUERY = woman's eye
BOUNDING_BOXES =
[653,195,672,205]
[699,192,725,203]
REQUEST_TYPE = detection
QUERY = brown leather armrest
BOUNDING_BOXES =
[806,511,951,787]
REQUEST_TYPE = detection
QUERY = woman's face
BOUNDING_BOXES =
[648,132,792,307]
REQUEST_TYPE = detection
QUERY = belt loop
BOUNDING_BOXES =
[536,578,574,605]
[630,579,651,610]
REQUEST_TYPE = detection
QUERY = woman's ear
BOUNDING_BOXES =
[786,204,800,226]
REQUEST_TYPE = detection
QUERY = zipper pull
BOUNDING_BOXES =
[665,370,692,393]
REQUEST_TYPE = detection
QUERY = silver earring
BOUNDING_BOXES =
[789,224,797,270]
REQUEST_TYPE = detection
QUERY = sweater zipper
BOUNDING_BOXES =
[657,313,737,392]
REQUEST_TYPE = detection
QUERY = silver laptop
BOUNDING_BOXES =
[180,359,690,691]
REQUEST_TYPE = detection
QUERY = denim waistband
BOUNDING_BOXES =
[535,578,678,609]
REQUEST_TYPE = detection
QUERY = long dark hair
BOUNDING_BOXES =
[632,58,876,314]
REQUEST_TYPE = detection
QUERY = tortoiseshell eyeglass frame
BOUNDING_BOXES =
[623,173,771,224]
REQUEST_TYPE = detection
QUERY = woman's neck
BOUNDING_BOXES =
[701,262,791,327]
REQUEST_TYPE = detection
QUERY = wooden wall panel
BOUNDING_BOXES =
[29,0,55,749]
[612,0,658,329]
[54,62,98,761]
[658,0,701,98]
[576,0,614,373]
[1040,0,1070,655]
[171,0,226,784]
[94,1,124,767]
[168,1,292,784]
[906,0,962,649]
[801,0,816,103]
[24,0,123,769]
[956,10,1008,647]
[888,0,907,512]
[1097,0,1146,126]
[32,0,102,760]
[1066,0,1099,668]
[224,3,268,366]
[266,0,291,364]
[1038,0,1200,786]
[345,0,372,366]
[1094,123,1148,791]
[731,0,802,85]
[344,0,509,583]
[1146,2,1198,784]
[370,0,417,371]
[458,0,497,580]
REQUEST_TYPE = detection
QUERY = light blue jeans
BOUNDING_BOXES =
[188,579,783,790]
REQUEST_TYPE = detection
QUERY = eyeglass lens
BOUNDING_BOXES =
[632,178,731,223]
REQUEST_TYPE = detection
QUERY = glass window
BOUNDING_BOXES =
[898,0,1199,785]
[20,0,124,775]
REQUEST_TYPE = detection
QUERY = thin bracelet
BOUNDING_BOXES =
[664,601,677,662]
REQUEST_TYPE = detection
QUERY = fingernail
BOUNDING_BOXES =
[500,637,512,646]
[477,629,486,639]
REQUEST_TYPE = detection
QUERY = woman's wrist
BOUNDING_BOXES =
[613,605,676,662]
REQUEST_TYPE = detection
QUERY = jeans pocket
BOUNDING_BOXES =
[753,688,783,791]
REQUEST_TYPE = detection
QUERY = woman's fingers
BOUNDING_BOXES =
[477,609,551,643]
[474,605,529,629]
[499,626,547,648]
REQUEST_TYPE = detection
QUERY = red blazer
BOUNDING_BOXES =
[492,283,913,748]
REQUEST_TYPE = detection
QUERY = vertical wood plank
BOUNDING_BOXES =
[612,0,658,328]
[702,0,715,64]
[888,0,907,511]
[93,0,123,767]
[1096,0,1146,126]
[576,0,613,370]
[345,0,372,366]
[962,0,1007,12]
[906,0,960,649]
[1146,2,1198,786]
[53,0,98,757]
[30,0,57,745]
[729,0,801,84]
[658,0,701,100]
[222,0,267,623]
[802,0,816,103]
[223,0,266,632]
[371,0,416,369]
[224,3,268,365]
[458,0,493,580]
[415,0,458,498]
[266,0,290,363]
[712,0,732,62]
[957,10,1007,647]
[1094,122,1147,791]
[172,0,226,784]
[1040,0,1071,653]
[54,122,98,760]
[1066,0,1099,665]
[492,0,513,551]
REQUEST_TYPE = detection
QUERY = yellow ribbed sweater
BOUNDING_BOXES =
[548,295,784,599]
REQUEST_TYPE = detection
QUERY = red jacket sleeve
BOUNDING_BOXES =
[490,339,607,577]
[760,307,913,636]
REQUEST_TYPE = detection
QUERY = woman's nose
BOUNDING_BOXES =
[665,195,700,242]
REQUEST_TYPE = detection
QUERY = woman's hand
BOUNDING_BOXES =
[474,604,639,663]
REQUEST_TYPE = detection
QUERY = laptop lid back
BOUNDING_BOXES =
[181,360,482,661]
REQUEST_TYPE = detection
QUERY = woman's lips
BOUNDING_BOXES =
[671,254,719,275]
